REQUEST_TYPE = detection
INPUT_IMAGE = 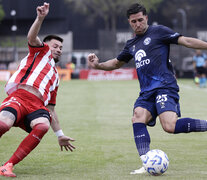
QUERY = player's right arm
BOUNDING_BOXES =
[27,2,50,46]
[87,53,125,71]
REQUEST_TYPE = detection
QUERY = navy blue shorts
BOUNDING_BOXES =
[134,88,181,126]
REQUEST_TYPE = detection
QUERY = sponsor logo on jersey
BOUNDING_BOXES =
[132,45,136,52]
[143,37,151,45]
[135,49,150,69]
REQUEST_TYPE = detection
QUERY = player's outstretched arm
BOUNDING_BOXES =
[47,105,75,152]
[87,53,125,71]
[178,36,207,49]
[27,2,50,46]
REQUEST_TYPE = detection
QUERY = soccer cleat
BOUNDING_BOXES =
[130,166,147,174]
[0,163,16,177]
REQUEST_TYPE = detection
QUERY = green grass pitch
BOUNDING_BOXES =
[0,79,207,179]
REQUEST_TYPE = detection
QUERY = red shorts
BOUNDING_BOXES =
[0,89,51,133]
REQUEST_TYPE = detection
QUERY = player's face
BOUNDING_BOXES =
[128,12,148,35]
[196,49,201,55]
[47,39,63,63]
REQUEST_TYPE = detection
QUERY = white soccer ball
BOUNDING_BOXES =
[142,149,169,176]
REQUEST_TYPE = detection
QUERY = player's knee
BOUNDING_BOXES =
[0,110,16,127]
[162,123,175,133]
[33,123,50,134]
[131,117,136,123]
[132,110,149,124]
[132,111,141,123]
[0,120,10,137]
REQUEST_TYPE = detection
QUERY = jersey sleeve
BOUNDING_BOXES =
[48,86,58,106]
[116,42,133,63]
[28,42,49,54]
[158,25,182,44]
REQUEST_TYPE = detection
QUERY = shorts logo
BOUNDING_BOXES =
[1,97,21,107]
[160,101,165,109]
[143,37,151,45]
[135,49,150,69]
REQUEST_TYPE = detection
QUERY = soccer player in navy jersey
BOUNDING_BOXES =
[88,3,207,174]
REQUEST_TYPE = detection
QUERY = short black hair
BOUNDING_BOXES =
[126,3,147,18]
[43,35,63,43]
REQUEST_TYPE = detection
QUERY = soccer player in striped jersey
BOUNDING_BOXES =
[88,3,207,175]
[0,2,75,177]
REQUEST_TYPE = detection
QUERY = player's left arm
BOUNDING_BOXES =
[178,36,207,49]
[47,104,75,152]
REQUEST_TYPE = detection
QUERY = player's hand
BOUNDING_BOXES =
[36,2,49,19]
[87,53,100,69]
[58,135,75,152]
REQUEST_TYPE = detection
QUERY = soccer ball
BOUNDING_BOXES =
[142,149,169,176]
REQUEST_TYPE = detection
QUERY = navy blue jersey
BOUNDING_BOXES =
[117,25,181,94]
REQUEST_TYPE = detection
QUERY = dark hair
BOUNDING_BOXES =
[43,35,63,43]
[126,3,147,18]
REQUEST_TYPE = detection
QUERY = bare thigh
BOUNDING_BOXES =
[30,117,50,129]
[159,111,178,133]
[0,110,16,127]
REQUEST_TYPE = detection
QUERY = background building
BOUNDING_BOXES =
[0,0,207,77]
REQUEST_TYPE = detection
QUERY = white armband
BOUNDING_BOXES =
[55,129,64,137]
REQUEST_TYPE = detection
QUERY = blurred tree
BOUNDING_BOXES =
[158,0,207,29]
[0,1,4,22]
[64,0,163,32]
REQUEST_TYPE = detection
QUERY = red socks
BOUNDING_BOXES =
[5,123,49,165]
[0,121,10,138]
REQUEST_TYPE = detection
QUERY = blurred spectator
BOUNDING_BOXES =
[65,61,75,72]
[80,56,86,67]
[65,61,75,78]
[71,55,77,65]
[193,49,207,88]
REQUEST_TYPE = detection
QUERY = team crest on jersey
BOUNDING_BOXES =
[143,37,151,45]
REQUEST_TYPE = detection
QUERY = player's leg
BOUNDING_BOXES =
[130,106,153,174]
[0,96,19,138]
[201,73,206,88]
[0,99,20,177]
[132,107,152,159]
[174,117,207,134]
[197,67,205,88]
[0,110,15,137]
[160,111,207,134]
[159,111,177,133]
[157,95,207,134]
[156,89,180,133]
[0,116,50,177]
[4,116,50,166]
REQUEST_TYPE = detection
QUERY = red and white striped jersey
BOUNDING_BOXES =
[5,43,59,106]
